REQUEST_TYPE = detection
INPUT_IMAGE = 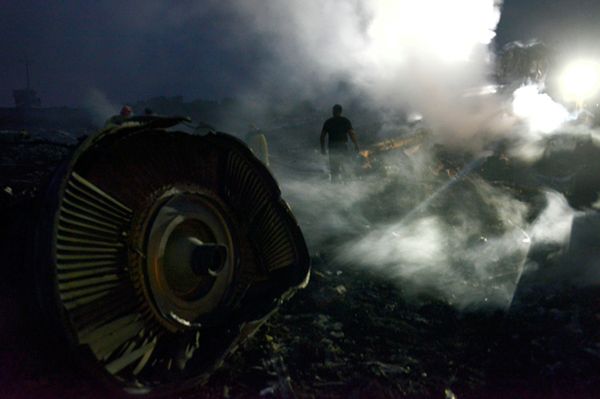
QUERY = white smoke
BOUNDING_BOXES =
[83,89,119,127]
[529,191,579,246]
[512,84,572,135]
[334,175,531,309]
[506,83,600,161]
[234,0,504,143]
[233,1,596,308]
[283,163,581,309]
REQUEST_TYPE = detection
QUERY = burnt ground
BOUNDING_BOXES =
[1,253,600,399]
[2,135,600,399]
[202,259,600,399]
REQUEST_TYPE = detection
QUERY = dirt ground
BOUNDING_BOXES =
[203,258,600,399]
[2,134,600,399]
[1,253,600,399]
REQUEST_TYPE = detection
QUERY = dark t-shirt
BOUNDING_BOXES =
[322,116,352,147]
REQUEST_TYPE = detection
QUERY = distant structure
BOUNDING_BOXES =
[0,59,94,132]
[12,57,41,108]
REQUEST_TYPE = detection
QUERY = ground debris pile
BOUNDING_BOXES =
[199,255,600,399]
[2,254,599,398]
[0,129,77,207]
[1,128,600,398]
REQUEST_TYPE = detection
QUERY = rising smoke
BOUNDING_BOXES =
[226,1,595,309]
[84,89,119,127]
[233,0,506,144]
[281,153,579,309]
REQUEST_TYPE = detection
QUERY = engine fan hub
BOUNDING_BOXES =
[143,191,235,330]
[33,124,310,394]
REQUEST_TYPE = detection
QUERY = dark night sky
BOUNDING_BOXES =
[1,0,599,108]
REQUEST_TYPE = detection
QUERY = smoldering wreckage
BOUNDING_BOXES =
[2,49,600,399]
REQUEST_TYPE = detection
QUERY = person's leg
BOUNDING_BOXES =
[329,152,343,182]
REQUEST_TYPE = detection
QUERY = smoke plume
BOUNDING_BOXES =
[230,0,585,308]
[281,149,583,309]
[83,89,119,127]
[234,0,504,144]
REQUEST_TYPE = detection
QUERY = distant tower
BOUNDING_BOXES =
[13,56,41,108]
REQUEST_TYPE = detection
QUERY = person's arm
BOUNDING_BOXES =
[348,129,359,152]
[320,129,327,155]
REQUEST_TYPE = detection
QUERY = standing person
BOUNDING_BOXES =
[320,104,359,182]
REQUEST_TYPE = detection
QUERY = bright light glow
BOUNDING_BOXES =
[512,85,571,134]
[560,60,600,102]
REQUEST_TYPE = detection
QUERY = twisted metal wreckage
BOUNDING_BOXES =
[2,42,600,393]
[2,110,600,395]
[0,116,310,395]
